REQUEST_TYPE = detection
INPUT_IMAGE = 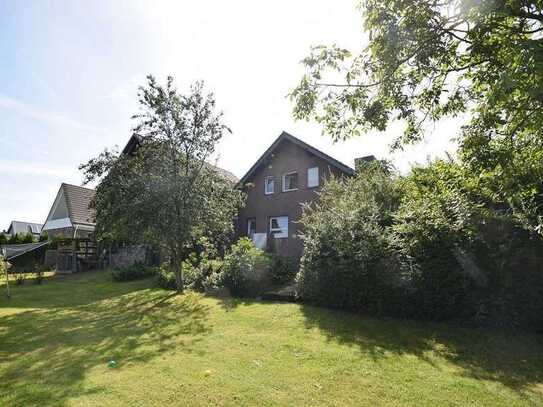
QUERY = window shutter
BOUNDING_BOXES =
[308,167,319,187]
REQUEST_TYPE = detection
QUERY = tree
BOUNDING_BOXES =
[21,233,35,244]
[290,0,543,234]
[81,76,244,292]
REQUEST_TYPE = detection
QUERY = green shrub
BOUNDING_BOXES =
[7,233,36,244]
[0,234,7,245]
[296,164,405,315]
[111,262,155,282]
[298,159,543,331]
[269,255,298,284]
[21,233,35,244]
[210,238,272,297]
[189,258,223,292]
[391,164,479,320]
[156,265,177,290]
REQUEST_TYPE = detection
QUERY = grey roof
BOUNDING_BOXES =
[238,131,355,186]
[0,241,50,261]
[208,164,239,183]
[122,134,142,155]
[121,135,239,183]
[61,183,96,225]
[7,221,43,236]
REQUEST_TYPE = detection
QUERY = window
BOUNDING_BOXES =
[269,216,288,238]
[247,218,256,237]
[307,167,319,188]
[282,172,298,192]
[264,176,275,195]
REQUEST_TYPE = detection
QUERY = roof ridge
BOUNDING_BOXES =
[238,130,354,186]
[61,182,95,191]
[280,131,354,173]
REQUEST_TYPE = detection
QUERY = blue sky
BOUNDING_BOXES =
[0,1,458,230]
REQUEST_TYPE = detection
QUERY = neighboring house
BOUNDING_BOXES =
[122,134,239,182]
[237,131,371,259]
[42,183,96,238]
[5,221,43,238]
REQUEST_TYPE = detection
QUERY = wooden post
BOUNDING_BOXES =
[72,240,77,273]
[1,248,10,299]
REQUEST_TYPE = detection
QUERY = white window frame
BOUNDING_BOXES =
[282,172,298,192]
[269,216,288,239]
[307,167,319,188]
[264,176,275,195]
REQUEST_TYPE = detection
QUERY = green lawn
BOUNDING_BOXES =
[1,271,542,406]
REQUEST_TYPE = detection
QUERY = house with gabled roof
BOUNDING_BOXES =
[237,131,371,259]
[122,134,239,183]
[42,183,96,238]
[5,221,43,238]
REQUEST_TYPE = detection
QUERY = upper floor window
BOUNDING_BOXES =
[282,172,298,192]
[264,176,275,195]
[307,167,319,188]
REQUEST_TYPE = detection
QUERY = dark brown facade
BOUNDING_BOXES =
[237,132,354,259]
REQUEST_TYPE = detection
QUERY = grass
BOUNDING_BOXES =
[1,271,542,406]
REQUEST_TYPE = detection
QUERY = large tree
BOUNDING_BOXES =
[291,0,543,234]
[81,76,244,292]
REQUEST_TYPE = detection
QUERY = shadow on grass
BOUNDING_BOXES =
[300,304,543,393]
[0,280,211,406]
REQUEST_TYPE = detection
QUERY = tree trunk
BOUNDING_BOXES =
[172,257,184,294]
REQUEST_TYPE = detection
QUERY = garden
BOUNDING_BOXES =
[1,270,542,406]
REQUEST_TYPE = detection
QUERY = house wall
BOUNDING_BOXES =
[51,194,69,220]
[237,139,345,259]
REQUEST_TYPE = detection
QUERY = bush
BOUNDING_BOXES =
[111,262,155,282]
[268,255,298,284]
[0,234,7,245]
[296,164,405,315]
[209,238,272,297]
[298,159,543,331]
[189,258,223,292]
[156,265,177,290]
[7,233,36,245]
[391,162,482,320]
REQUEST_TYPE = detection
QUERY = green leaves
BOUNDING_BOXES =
[81,76,245,291]
[290,0,543,235]
[290,0,543,148]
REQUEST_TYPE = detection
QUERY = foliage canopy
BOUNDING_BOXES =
[291,0,543,234]
[81,76,244,292]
